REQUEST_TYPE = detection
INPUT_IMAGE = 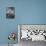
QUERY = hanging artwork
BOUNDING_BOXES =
[6,7,15,19]
[8,32,16,46]
[18,25,46,41]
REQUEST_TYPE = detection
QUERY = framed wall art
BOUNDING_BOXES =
[6,7,15,19]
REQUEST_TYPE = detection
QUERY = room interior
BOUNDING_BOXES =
[0,0,46,46]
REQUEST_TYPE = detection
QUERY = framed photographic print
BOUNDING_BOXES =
[18,24,46,46]
[18,24,46,41]
[6,7,15,19]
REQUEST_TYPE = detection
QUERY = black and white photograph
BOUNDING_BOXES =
[18,25,46,46]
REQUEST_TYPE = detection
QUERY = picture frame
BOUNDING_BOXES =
[6,7,15,19]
